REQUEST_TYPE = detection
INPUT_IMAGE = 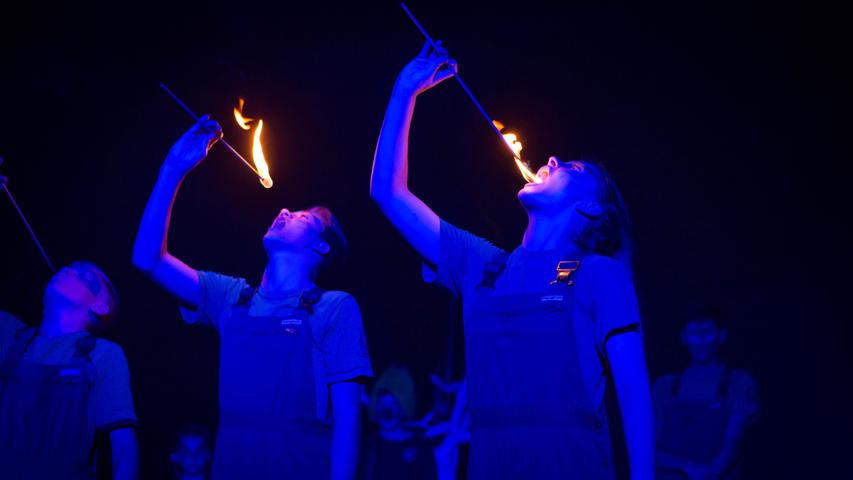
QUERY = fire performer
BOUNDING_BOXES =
[133,117,372,479]
[370,43,654,479]
[0,262,139,480]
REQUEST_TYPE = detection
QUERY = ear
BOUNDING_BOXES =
[718,328,728,344]
[575,200,604,219]
[312,240,331,256]
[170,452,178,463]
[680,329,688,346]
[90,302,110,317]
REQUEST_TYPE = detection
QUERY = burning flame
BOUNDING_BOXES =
[234,98,273,189]
[233,98,254,130]
[493,120,541,184]
[252,120,273,189]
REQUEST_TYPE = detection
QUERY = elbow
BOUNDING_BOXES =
[369,182,394,206]
[131,247,158,274]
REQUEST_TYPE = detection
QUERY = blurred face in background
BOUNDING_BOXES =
[171,433,212,477]
[682,317,726,364]
[375,391,406,431]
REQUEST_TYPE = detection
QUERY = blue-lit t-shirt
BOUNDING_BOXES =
[425,220,642,409]
[180,271,373,389]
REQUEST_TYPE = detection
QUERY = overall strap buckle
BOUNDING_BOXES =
[476,252,510,290]
[298,287,326,315]
[551,260,581,286]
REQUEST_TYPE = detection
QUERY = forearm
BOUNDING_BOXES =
[111,428,139,480]
[609,334,655,480]
[370,85,417,201]
[330,413,360,480]
[132,166,185,271]
[709,414,749,476]
[622,387,655,479]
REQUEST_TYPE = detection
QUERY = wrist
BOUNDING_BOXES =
[158,163,187,182]
[391,81,419,100]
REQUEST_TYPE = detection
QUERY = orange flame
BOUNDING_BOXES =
[493,120,541,184]
[252,119,273,189]
[233,98,254,130]
[234,98,273,188]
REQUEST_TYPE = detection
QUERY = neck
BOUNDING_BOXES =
[522,210,578,251]
[688,356,721,369]
[41,303,90,338]
[261,251,317,294]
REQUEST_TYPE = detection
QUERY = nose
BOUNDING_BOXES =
[280,209,291,218]
[548,156,560,167]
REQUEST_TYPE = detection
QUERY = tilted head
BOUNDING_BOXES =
[518,156,632,263]
[44,261,119,331]
[262,206,348,274]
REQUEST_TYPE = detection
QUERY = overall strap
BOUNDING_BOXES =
[0,326,37,381]
[669,367,733,400]
[298,287,326,315]
[236,285,257,306]
[74,333,97,362]
[476,252,510,290]
[669,373,683,399]
[716,367,732,401]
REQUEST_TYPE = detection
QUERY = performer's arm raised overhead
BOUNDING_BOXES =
[132,116,222,307]
[370,42,457,266]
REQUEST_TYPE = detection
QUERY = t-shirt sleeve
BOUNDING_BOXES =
[588,256,642,352]
[729,369,760,421]
[320,293,373,384]
[92,342,137,433]
[0,311,26,360]
[179,271,249,330]
[422,220,503,297]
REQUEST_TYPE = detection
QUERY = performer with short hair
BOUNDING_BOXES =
[133,117,372,480]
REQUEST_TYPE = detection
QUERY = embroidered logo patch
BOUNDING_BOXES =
[281,319,302,326]
[541,295,564,302]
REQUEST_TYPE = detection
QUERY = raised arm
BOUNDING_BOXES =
[370,42,456,266]
[132,117,221,308]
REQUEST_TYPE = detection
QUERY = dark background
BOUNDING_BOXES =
[2,1,850,477]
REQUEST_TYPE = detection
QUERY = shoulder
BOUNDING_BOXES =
[728,368,758,391]
[0,311,26,338]
[318,290,358,309]
[653,372,679,390]
[440,220,503,256]
[582,254,630,278]
[91,338,130,368]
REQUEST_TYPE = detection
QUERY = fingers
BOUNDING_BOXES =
[432,58,458,85]
[417,41,430,58]
[191,115,223,140]
[433,58,459,83]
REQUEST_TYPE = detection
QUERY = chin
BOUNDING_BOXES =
[517,187,542,210]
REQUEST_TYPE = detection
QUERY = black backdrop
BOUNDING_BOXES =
[2,1,851,477]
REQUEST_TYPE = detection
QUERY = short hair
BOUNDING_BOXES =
[175,423,213,449]
[308,206,348,271]
[69,260,120,329]
[681,304,726,331]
